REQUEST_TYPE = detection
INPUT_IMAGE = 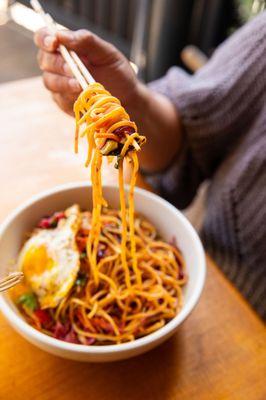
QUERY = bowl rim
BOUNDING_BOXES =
[0,182,206,354]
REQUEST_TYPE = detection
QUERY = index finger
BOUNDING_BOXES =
[34,27,58,52]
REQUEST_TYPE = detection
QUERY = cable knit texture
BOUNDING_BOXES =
[147,12,266,319]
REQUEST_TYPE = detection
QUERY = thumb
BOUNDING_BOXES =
[57,30,120,66]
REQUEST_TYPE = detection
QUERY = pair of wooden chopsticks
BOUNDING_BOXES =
[0,272,24,292]
[30,0,94,89]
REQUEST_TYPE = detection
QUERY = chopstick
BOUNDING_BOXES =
[30,0,140,152]
[0,272,24,292]
[30,0,94,89]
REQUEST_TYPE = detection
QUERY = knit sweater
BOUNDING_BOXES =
[147,12,266,319]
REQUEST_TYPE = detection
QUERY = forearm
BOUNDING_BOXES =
[126,82,183,172]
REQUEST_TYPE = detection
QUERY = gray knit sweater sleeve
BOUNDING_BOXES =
[147,12,266,209]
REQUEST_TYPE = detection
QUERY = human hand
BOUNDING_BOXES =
[34,29,139,115]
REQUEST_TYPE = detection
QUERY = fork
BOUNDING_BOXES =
[0,272,24,292]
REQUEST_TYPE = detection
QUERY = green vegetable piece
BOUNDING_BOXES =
[100,140,118,155]
[114,155,122,169]
[80,252,87,260]
[75,276,87,287]
[50,219,57,228]
[17,292,38,311]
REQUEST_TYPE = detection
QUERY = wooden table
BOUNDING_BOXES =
[0,77,265,400]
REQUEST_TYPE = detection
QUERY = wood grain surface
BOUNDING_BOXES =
[0,77,265,400]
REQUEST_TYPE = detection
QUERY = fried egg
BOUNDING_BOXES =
[18,205,81,309]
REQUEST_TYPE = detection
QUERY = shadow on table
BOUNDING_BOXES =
[52,333,184,399]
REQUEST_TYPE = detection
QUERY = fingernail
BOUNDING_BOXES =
[44,36,55,48]
[69,78,80,91]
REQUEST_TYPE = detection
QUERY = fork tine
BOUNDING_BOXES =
[0,272,24,292]
[1,272,23,282]
[0,281,21,291]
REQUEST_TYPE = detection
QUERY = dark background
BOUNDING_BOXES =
[1,0,265,83]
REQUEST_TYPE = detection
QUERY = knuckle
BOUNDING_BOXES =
[76,29,92,44]
[108,43,117,55]
[78,29,91,38]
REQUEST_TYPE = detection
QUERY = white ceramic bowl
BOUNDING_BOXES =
[0,183,205,362]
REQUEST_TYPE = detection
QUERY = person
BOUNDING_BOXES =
[34,12,266,319]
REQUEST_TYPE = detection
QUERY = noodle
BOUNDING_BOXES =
[74,82,146,162]
[13,82,187,345]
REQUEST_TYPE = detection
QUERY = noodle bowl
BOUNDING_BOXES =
[0,183,206,361]
[11,205,186,345]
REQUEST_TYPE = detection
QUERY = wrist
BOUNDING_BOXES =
[124,81,150,122]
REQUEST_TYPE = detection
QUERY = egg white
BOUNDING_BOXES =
[18,205,81,309]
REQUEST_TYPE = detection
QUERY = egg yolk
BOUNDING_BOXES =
[22,245,54,276]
